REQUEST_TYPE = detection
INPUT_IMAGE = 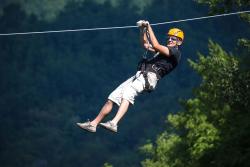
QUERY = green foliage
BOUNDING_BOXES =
[0,0,153,21]
[141,40,250,167]
[189,40,240,108]
[0,0,70,21]
[195,0,250,13]
[141,133,184,167]
[141,99,221,167]
[103,162,113,167]
[194,0,250,23]
[238,38,250,49]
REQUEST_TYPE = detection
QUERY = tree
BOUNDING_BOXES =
[0,0,153,21]
[141,40,250,167]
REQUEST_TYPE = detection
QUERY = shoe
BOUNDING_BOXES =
[76,121,96,132]
[99,121,118,133]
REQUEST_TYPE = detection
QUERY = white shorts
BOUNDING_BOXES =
[108,71,159,106]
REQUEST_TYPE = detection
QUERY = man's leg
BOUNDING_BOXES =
[111,99,130,125]
[76,100,113,132]
[99,98,130,132]
[91,100,113,126]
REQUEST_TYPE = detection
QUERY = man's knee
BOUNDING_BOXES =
[105,100,113,107]
[121,98,131,105]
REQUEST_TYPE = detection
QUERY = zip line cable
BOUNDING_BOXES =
[0,10,249,36]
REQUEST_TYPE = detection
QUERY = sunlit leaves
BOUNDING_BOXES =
[141,132,184,167]
[194,0,250,23]
[189,40,239,108]
[103,162,113,167]
[194,0,250,13]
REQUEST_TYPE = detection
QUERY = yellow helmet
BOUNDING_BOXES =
[167,28,184,41]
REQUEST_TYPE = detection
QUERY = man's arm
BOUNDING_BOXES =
[139,27,156,52]
[143,22,171,57]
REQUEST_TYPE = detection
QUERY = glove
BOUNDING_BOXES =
[136,20,144,27]
[142,21,149,27]
[137,20,149,27]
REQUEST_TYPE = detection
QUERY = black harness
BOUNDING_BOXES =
[133,27,158,92]
[135,52,161,92]
[134,27,180,92]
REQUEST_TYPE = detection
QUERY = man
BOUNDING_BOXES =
[77,20,184,133]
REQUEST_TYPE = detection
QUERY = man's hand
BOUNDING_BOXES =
[136,20,143,27]
[142,20,149,27]
[137,20,149,28]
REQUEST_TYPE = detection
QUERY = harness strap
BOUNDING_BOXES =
[132,27,155,92]
[142,71,153,92]
[132,70,154,93]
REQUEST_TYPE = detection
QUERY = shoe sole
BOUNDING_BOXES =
[76,123,96,133]
[99,123,117,133]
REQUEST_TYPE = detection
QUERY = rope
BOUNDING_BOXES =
[0,10,249,36]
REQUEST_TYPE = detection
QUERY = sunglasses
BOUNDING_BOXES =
[167,36,179,41]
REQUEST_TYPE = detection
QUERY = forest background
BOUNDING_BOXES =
[0,0,249,167]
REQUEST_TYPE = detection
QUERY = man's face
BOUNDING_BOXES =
[167,36,180,47]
